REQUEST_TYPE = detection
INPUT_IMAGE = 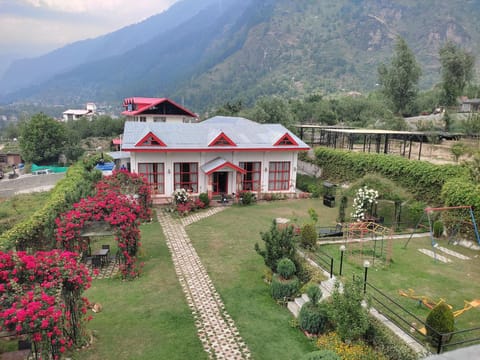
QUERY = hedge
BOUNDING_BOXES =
[313,148,468,204]
[0,163,101,250]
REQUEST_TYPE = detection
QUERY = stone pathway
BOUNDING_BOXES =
[158,209,251,360]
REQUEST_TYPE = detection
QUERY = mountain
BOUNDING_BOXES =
[1,0,480,113]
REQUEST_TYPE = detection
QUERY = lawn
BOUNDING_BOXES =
[0,192,51,233]
[315,233,480,349]
[74,216,207,360]
[186,199,335,359]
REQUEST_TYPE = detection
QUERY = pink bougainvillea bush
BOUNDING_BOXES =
[0,250,91,359]
[56,170,151,279]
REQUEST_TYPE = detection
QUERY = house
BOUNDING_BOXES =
[459,98,480,112]
[0,152,22,167]
[121,97,198,123]
[62,103,96,121]
[121,116,310,201]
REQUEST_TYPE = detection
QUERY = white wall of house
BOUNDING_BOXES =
[129,150,299,197]
[128,115,195,123]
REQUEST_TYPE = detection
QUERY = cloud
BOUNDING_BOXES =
[0,0,178,55]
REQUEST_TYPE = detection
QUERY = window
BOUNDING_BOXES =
[154,116,166,123]
[139,116,147,122]
[174,163,198,192]
[268,161,290,191]
[138,163,165,194]
[240,162,261,191]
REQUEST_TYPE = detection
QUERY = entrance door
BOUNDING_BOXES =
[212,172,228,195]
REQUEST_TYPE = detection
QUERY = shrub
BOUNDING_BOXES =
[240,191,255,205]
[307,284,322,305]
[299,301,331,335]
[199,192,210,207]
[425,302,455,345]
[255,220,296,273]
[301,223,318,249]
[301,350,340,360]
[271,273,299,301]
[331,278,369,342]
[308,184,321,198]
[277,258,296,279]
[364,317,419,360]
[433,220,444,238]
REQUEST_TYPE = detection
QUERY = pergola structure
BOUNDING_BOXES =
[295,125,428,160]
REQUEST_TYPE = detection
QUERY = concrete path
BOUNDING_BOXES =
[158,208,251,360]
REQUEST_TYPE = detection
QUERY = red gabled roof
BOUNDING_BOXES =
[208,132,237,147]
[135,132,167,147]
[273,133,298,146]
[121,97,197,118]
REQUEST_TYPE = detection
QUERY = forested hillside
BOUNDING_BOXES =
[1,0,480,112]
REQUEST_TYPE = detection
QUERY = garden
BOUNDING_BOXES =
[2,146,480,359]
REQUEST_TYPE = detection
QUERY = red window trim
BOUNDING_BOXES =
[138,162,165,194]
[240,161,261,191]
[174,162,199,193]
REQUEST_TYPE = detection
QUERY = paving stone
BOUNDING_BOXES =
[158,209,250,359]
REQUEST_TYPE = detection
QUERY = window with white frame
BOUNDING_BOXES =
[268,161,290,191]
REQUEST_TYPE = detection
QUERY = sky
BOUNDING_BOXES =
[0,0,180,57]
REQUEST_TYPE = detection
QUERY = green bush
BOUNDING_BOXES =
[301,350,340,360]
[307,284,321,305]
[299,302,331,335]
[433,220,444,238]
[255,220,296,273]
[0,162,99,251]
[198,192,210,207]
[277,258,296,279]
[271,273,299,301]
[301,223,318,249]
[426,302,455,345]
[365,317,419,360]
[313,147,468,204]
[240,191,255,205]
[307,184,321,198]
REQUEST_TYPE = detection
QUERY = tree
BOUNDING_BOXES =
[331,277,370,342]
[439,41,475,106]
[254,220,296,272]
[245,96,295,128]
[20,113,67,164]
[377,37,421,115]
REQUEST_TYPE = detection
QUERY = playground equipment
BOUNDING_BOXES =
[343,221,394,266]
[399,288,480,317]
[399,289,480,335]
[404,206,480,256]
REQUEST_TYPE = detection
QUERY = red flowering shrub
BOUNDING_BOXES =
[56,171,151,279]
[0,250,91,359]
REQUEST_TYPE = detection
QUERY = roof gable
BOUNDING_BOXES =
[273,133,298,146]
[135,131,166,147]
[208,132,237,147]
[122,97,196,118]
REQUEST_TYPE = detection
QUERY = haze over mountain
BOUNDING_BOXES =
[1,0,479,113]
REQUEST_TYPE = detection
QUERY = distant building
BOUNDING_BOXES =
[62,102,97,121]
[459,98,480,112]
[121,97,198,123]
